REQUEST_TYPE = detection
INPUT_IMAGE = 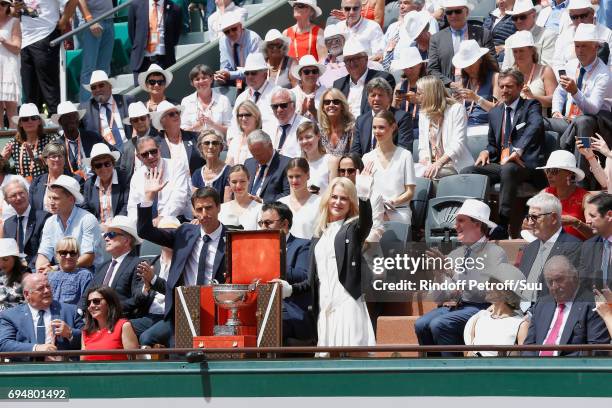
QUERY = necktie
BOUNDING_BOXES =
[576,67,586,92]
[540,303,565,356]
[503,106,513,146]
[602,240,610,284]
[105,103,123,148]
[196,235,212,285]
[278,124,291,151]
[102,259,118,286]
[16,215,24,254]
[382,29,400,71]
[233,42,241,69]
[250,164,267,196]
[68,140,79,169]
[36,310,46,344]
[253,91,261,103]
[147,0,159,53]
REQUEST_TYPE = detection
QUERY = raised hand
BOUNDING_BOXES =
[144,166,168,201]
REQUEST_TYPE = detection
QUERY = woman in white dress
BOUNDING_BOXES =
[296,121,332,194]
[225,100,260,166]
[279,158,320,240]
[219,164,262,230]
[0,1,20,129]
[362,110,416,224]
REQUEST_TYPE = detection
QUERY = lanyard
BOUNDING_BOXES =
[99,98,117,133]
[291,24,313,57]
[64,136,83,175]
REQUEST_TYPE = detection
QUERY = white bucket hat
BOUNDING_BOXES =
[342,38,368,58]
[290,54,326,80]
[11,103,47,125]
[452,40,489,69]
[50,101,86,125]
[573,24,602,43]
[506,30,535,49]
[485,263,528,298]
[83,70,115,92]
[390,47,428,72]
[323,23,347,40]
[83,143,121,167]
[288,0,322,17]
[151,100,183,131]
[263,29,290,46]
[122,101,150,126]
[456,199,497,229]
[0,238,26,258]
[137,64,173,91]
[507,0,536,15]
[239,53,269,72]
[403,10,431,43]
[568,0,597,11]
[105,215,143,244]
[443,0,474,11]
[219,10,244,31]
[536,150,585,181]
[49,175,84,205]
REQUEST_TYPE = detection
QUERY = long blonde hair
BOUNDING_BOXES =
[314,177,359,237]
[317,89,354,136]
[416,75,456,121]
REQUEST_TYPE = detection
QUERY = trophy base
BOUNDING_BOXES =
[214,325,239,336]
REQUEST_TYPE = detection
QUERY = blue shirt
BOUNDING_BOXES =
[48,269,92,306]
[544,1,568,33]
[38,206,104,270]
[219,28,262,80]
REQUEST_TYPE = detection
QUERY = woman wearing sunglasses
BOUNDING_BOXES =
[0,0,21,129]
[0,238,29,312]
[226,100,260,166]
[137,64,175,112]
[261,29,296,89]
[191,130,230,202]
[317,89,355,157]
[290,55,326,121]
[47,237,92,306]
[81,285,139,361]
[82,143,129,224]
[283,0,326,61]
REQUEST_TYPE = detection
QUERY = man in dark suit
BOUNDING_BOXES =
[580,193,612,290]
[461,69,545,238]
[519,192,582,304]
[245,130,291,203]
[0,274,83,359]
[79,71,134,150]
[2,179,49,264]
[137,187,227,346]
[523,255,610,356]
[259,202,314,344]
[427,0,494,86]
[119,102,160,182]
[332,39,395,118]
[128,0,182,85]
[350,77,414,156]
[83,216,145,318]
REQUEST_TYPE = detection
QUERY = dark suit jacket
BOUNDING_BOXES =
[118,128,160,182]
[427,24,495,86]
[332,69,396,116]
[579,235,612,290]
[137,205,227,319]
[486,98,544,169]
[128,0,182,71]
[245,153,291,203]
[283,234,313,340]
[29,172,84,213]
[81,169,130,221]
[156,130,204,175]
[84,254,145,318]
[518,230,582,299]
[3,209,50,263]
[0,301,83,355]
[522,289,611,356]
[139,263,168,314]
[79,94,134,141]
[350,106,414,155]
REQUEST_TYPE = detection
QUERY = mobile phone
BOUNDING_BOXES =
[577,136,591,148]
[558,69,566,77]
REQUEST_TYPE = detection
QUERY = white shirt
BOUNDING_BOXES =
[0,175,29,221]
[290,84,326,116]
[543,300,574,356]
[27,304,52,348]
[165,135,190,174]
[180,89,233,133]
[335,18,384,57]
[14,206,32,245]
[148,258,170,315]
[552,23,612,72]
[219,200,262,230]
[279,194,321,240]
[98,97,127,143]
[185,223,223,286]
[20,0,66,48]
[207,2,248,40]
[307,154,331,193]
[106,252,129,287]
[145,0,166,56]
[263,114,310,158]
[347,69,368,119]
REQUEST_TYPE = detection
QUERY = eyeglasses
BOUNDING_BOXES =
[139,148,159,158]
[337,168,356,176]
[87,298,104,306]
[90,83,106,91]
[237,113,253,119]
[445,8,464,16]
[163,111,180,119]
[58,250,78,258]
[271,102,290,110]
[130,115,148,123]
[525,212,552,223]
[301,68,319,76]
[570,12,591,20]
[257,219,282,228]
[343,6,360,12]
[103,231,127,240]
[244,71,261,76]
[20,116,40,122]
[223,26,240,35]
[323,99,342,106]
[201,140,221,147]
[147,79,166,86]
[511,14,528,22]
[267,43,284,49]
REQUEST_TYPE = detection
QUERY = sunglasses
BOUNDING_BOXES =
[323,99,342,106]
[570,12,591,21]
[293,3,308,9]
[271,102,290,110]
[301,68,319,76]
[93,160,113,170]
[87,298,104,306]
[201,140,221,147]
[524,212,552,223]
[139,148,159,158]
[445,8,464,16]
[130,115,148,123]
[163,111,180,119]
[544,168,562,176]
[257,219,281,228]
[511,14,528,21]
[223,26,240,35]
[103,231,127,240]
[20,116,40,122]
[90,83,106,91]
[343,6,360,12]
[147,79,166,86]
[244,71,261,76]
[267,43,284,49]
[58,250,78,258]
[237,113,253,119]
[337,168,356,175]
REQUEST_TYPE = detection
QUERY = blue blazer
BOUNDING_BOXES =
[79,94,133,141]
[137,205,227,319]
[350,106,414,156]
[333,69,396,116]
[244,153,291,204]
[522,289,610,356]
[155,130,204,175]
[283,234,314,340]
[82,169,130,221]
[3,210,50,264]
[579,235,612,290]
[29,172,84,213]
[0,301,83,355]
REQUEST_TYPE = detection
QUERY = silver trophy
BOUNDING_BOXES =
[212,281,259,336]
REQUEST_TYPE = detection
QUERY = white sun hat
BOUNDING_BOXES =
[288,0,322,17]
[342,38,368,58]
[0,238,26,258]
[506,30,536,49]
[151,100,184,131]
[573,23,603,43]
[219,10,244,31]
[456,199,497,229]
[122,101,150,126]
[238,52,269,72]
[50,101,86,125]
[443,0,474,11]
[390,47,428,72]
[263,29,290,46]
[403,10,431,43]
[452,39,490,69]
[568,0,597,11]
[137,64,173,91]
[507,0,536,15]
[536,150,585,181]
[49,175,84,205]
[83,143,121,167]
[105,215,143,245]
[11,103,47,125]
[290,54,326,80]
[83,70,115,92]
[323,23,347,40]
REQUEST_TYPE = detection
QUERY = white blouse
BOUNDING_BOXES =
[226,133,253,166]
[279,194,321,239]
[307,154,331,194]
[180,89,233,134]
[219,200,262,230]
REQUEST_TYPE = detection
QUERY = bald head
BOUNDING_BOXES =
[23,273,53,310]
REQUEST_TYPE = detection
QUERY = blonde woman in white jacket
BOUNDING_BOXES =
[416,76,474,181]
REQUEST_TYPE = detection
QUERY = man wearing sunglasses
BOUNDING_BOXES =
[119,102,160,181]
[207,0,247,41]
[427,0,494,87]
[263,89,309,158]
[332,0,384,60]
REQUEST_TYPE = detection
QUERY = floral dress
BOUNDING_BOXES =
[0,274,25,311]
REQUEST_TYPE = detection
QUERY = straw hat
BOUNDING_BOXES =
[288,0,322,17]
[151,100,183,131]
[219,10,244,31]
[342,38,368,58]
[442,0,474,11]
[83,143,121,167]
[290,54,326,80]
[456,199,497,229]
[50,101,86,125]
[567,0,597,11]
[323,23,347,40]
[506,30,535,49]
[403,10,431,43]
[238,53,269,72]
[390,47,428,72]
[49,175,84,205]
[0,238,26,258]
[11,103,47,125]
[83,70,115,92]
[105,215,143,244]
[122,101,150,126]
[506,0,536,15]
[137,64,173,91]
[536,150,585,181]
[264,29,290,46]
[452,40,489,69]
[573,24,603,43]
